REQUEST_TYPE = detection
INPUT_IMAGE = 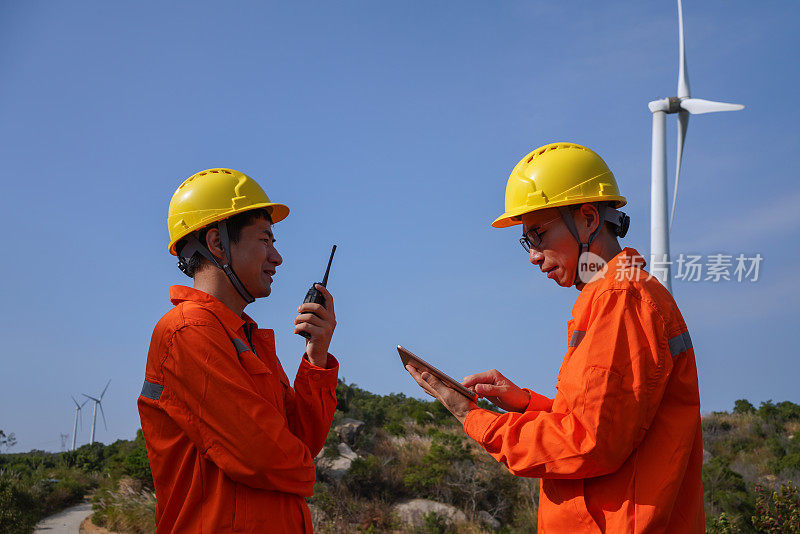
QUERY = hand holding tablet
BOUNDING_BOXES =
[397,345,478,401]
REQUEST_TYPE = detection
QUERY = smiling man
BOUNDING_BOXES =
[138,168,338,533]
[406,143,704,533]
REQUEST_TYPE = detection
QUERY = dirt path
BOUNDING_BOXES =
[34,502,93,533]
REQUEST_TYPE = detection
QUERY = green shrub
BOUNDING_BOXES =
[404,432,470,495]
[734,399,756,415]
[706,512,741,534]
[758,400,800,428]
[774,452,800,476]
[123,431,153,488]
[766,434,800,475]
[703,456,753,527]
[38,475,88,516]
[422,511,453,534]
[0,475,39,534]
[92,477,156,534]
[70,442,107,472]
[752,482,800,533]
[322,428,340,459]
[334,381,456,435]
[343,455,405,501]
[703,413,734,451]
[0,431,153,531]
[0,462,97,531]
[309,480,372,529]
[383,421,405,436]
[777,402,800,423]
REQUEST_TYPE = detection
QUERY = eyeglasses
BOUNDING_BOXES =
[520,216,561,253]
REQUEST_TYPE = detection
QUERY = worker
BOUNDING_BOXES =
[138,168,339,533]
[406,143,704,532]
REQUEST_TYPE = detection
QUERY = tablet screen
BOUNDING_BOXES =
[397,345,477,401]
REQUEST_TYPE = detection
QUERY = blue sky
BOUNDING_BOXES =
[1,1,798,452]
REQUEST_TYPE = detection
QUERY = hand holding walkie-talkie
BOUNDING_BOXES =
[297,245,337,340]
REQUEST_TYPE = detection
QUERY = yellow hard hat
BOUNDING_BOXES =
[492,142,627,228]
[167,168,289,255]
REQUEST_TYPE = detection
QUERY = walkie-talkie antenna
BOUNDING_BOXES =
[321,245,337,286]
[298,244,337,340]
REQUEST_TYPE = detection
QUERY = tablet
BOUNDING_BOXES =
[397,345,478,401]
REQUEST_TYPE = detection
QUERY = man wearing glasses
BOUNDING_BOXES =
[406,143,704,533]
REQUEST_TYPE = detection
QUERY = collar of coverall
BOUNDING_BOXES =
[581,247,648,288]
[570,247,647,317]
[169,285,260,333]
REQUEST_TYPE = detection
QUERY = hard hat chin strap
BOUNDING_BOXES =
[216,221,256,304]
[558,205,629,286]
[177,221,256,304]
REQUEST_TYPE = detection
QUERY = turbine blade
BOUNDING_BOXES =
[677,0,690,99]
[99,403,108,431]
[680,98,745,115]
[100,380,111,400]
[72,395,80,408]
[83,394,100,402]
[670,111,689,231]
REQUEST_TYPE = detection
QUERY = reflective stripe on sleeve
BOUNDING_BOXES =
[668,331,693,357]
[141,380,164,400]
[569,330,586,347]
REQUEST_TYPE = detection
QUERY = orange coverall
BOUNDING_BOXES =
[463,248,704,533]
[138,286,338,533]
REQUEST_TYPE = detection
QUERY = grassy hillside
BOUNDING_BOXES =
[702,399,800,532]
[0,430,152,533]
[2,384,799,533]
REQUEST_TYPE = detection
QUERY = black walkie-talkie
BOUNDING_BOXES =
[298,245,337,339]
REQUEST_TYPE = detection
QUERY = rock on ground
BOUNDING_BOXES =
[335,418,365,445]
[478,510,501,530]
[336,442,358,460]
[392,498,467,528]
[316,442,359,480]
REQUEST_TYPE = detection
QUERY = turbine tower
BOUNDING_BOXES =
[83,380,110,445]
[70,396,88,451]
[648,0,744,292]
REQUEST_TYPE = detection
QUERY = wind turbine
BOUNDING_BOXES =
[648,0,744,292]
[70,396,88,451]
[83,380,110,445]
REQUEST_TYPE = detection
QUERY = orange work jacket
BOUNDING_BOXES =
[138,286,338,533]
[463,248,704,533]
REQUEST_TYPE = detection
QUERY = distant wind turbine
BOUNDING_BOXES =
[70,396,88,451]
[83,380,110,445]
[648,0,744,292]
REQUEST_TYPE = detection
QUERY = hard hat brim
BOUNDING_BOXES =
[492,196,627,228]
[168,202,290,255]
